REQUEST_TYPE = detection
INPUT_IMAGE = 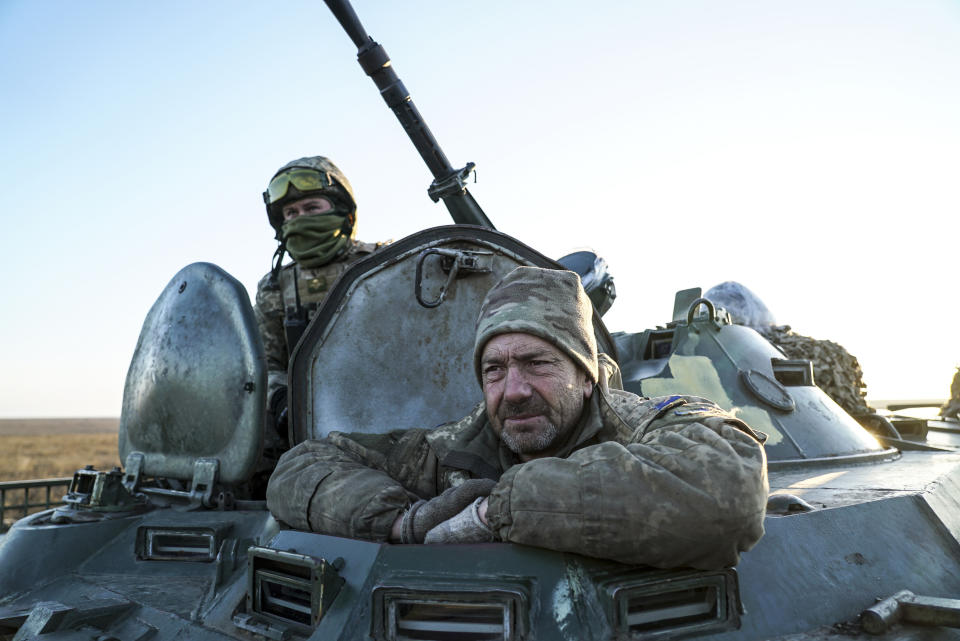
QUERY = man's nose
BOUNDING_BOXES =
[503,366,532,403]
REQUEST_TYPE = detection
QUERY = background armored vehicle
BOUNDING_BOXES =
[4,2,960,640]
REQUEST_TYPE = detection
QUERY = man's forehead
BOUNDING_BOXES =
[481,332,566,361]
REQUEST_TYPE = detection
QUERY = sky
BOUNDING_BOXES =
[1,1,958,418]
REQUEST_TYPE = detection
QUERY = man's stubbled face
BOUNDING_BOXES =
[481,332,592,461]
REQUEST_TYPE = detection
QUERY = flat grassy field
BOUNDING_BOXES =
[0,417,119,437]
[1,419,121,530]
[0,433,121,482]
[0,418,120,482]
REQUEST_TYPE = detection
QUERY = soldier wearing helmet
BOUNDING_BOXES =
[255,156,387,454]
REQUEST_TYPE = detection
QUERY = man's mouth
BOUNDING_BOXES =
[503,414,544,430]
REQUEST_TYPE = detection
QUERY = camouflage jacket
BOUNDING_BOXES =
[254,239,384,402]
[266,389,768,569]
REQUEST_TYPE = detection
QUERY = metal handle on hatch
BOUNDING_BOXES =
[414,248,494,308]
[415,249,461,308]
[686,297,720,332]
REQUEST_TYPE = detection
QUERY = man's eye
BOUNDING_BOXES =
[483,365,504,377]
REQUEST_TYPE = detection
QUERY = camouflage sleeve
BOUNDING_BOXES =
[485,396,767,570]
[265,428,440,540]
[253,273,289,402]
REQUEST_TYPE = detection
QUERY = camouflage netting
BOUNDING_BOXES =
[758,325,874,417]
[940,367,960,419]
[705,282,873,417]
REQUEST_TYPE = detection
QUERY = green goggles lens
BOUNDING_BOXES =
[265,168,332,204]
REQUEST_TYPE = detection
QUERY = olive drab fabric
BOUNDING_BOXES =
[758,325,874,416]
[266,387,768,570]
[281,212,351,268]
[474,266,599,384]
[254,239,384,402]
[940,367,960,419]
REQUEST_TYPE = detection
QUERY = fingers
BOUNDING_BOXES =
[424,498,496,544]
[400,479,498,543]
[447,478,496,503]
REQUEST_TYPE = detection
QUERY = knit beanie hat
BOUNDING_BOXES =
[473,266,598,384]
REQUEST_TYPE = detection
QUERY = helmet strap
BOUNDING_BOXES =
[269,241,287,286]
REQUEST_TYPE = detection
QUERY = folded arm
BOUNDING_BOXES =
[485,399,768,569]
[266,429,436,540]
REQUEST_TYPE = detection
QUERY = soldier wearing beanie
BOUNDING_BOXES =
[267,267,768,569]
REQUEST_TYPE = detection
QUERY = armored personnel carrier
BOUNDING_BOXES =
[3,2,960,639]
[4,227,960,641]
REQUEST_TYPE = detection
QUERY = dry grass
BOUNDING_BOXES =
[0,433,120,482]
[1,432,121,531]
[0,417,118,436]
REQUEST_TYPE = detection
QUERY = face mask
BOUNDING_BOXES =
[282,214,349,268]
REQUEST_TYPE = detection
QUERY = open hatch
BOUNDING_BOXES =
[288,225,618,443]
[118,262,266,497]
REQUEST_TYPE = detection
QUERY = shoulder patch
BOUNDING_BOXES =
[655,395,685,410]
[672,407,711,416]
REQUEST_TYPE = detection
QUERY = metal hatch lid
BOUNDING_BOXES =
[289,225,618,443]
[118,262,266,485]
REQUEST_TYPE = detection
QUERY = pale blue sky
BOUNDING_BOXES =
[2,1,959,416]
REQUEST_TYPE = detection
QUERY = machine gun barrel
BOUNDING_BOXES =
[323,0,495,229]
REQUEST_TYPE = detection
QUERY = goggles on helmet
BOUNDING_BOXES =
[263,168,333,205]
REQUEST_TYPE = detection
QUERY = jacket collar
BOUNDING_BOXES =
[425,401,502,480]
[425,386,611,479]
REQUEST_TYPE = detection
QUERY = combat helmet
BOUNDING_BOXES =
[704,281,776,328]
[262,156,358,241]
[557,249,617,316]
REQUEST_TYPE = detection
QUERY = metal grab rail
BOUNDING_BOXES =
[0,477,71,533]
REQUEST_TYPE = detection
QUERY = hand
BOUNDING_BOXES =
[424,497,496,544]
[395,479,496,544]
[477,497,489,525]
